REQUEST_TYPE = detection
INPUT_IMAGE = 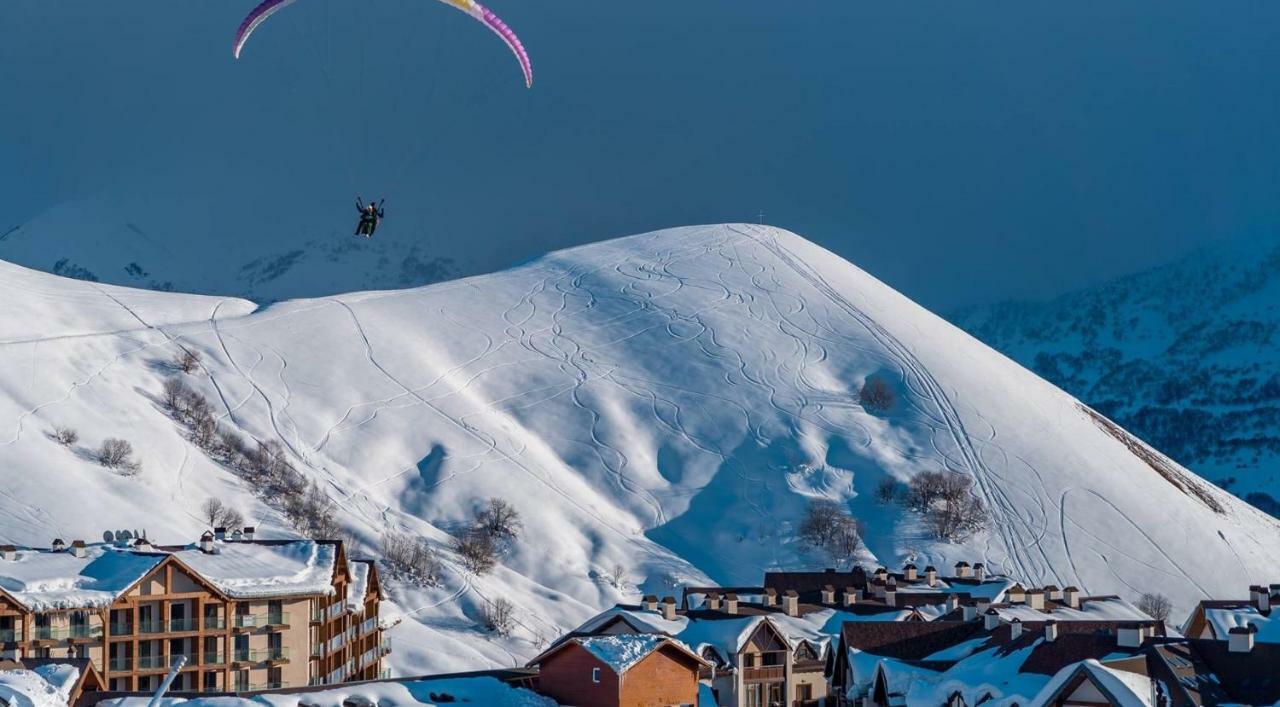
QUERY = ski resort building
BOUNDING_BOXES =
[0,531,387,696]
[529,634,708,707]
[1180,584,1279,642]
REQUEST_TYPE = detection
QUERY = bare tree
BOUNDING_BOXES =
[906,471,971,512]
[924,494,989,542]
[454,531,498,575]
[98,438,140,475]
[859,378,896,413]
[175,349,202,374]
[605,563,627,588]
[482,598,515,636]
[798,499,846,550]
[162,378,193,412]
[875,477,900,505]
[475,498,522,543]
[200,498,243,529]
[381,531,443,586]
[1137,592,1172,623]
[826,515,864,568]
[51,426,79,447]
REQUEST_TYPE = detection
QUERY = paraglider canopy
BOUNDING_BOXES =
[232,0,534,88]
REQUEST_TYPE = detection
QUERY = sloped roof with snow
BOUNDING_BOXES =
[0,546,164,611]
[1204,605,1280,644]
[0,663,83,707]
[576,635,671,673]
[1032,659,1155,707]
[346,561,371,612]
[173,540,338,599]
[990,596,1152,623]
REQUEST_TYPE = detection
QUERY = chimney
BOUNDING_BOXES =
[661,597,677,621]
[924,566,938,587]
[242,527,255,541]
[1044,585,1062,602]
[642,595,658,612]
[903,564,918,582]
[1044,619,1059,643]
[199,531,215,554]
[872,580,886,600]
[0,545,16,561]
[1009,618,1022,640]
[1256,588,1272,614]
[974,563,986,582]
[945,594,960,613]
[843,587,860,607]
[976,600,992,615]
[884,585,897,607]
[1007,584,1026,604]
[962,604,977,622]
[1228,625,1257,653]
[763,588,778,607]
[706,592,722,612]
[51,538,66,553]
[70,540,87,559]
[874,567,888,583]
[821,585,836,605]
[214,527,227,541]
[1026,589,1045,611]
[1118,623,1144,649]
[954,561,971,579]
[230,529,243,541]
[725,593,739,615]
[1063,587,1081,609]
[133,537,153,552]
[984,608,1001,631]
[783,590,800,617]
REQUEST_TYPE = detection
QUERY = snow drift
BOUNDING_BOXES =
[0,224,1276,676]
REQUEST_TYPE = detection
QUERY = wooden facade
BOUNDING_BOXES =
[0,541,386,695]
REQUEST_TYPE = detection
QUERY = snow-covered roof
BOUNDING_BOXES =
[576,634,672,673]
[1032,659,1155,707]
[99,675,553,707]
[0,546,164,611]
[0,663,83,707]
[990,597,1151,623]
[1205,606,1280,644]
[173,540,338,599]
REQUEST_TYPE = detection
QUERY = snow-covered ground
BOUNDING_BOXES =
[0,224,1277,677]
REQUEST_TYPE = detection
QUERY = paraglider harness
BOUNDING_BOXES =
[355,197,385,237]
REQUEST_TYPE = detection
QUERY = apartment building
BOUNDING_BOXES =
[0,529,387,695]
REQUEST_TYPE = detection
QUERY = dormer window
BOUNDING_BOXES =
[591,667,601,683]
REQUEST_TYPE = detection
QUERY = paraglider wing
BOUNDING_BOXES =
[233,0,299,59]
[232,0,532,88]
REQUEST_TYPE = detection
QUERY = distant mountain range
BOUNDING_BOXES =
[951,237,1280,515]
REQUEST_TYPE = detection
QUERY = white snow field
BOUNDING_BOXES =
[0,224,1277,676]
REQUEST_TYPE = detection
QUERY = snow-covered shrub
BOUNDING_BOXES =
[924,493,988,542]
[454,531,498,575]
[859,377,896,413]
[174,349,201,374]
[51,426,79,447]
[482,598,515,636]
[906,470,970,511]
[798,499,863,567]
[98,438,140,475]
[1137,592,1172,622]
[381,531,443,587]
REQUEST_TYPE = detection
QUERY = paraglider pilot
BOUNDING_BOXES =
[355,197,385,237]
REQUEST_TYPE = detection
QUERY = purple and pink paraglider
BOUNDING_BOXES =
[233,0,533,89]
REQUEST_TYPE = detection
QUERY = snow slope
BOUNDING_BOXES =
[0,224,1276,677]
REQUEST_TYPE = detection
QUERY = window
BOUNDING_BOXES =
[591,667,601,683]
[798,684,813,700]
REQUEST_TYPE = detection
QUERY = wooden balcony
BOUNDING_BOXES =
[742,665,785,682]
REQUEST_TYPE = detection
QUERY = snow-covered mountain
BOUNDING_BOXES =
[951,236,1280,513]
[0,224,1277,677]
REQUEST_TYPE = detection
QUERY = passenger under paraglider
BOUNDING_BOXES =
[355,197,385,238]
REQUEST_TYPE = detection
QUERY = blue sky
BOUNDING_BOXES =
[2,0,1278,308]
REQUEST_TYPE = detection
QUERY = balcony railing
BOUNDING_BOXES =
[108,657,132,672]
[137,655,171,671]
[247,683,284,692]
[167,618,198,633]
[108,622,133,636]
[139,620,166,634]
[231,647,289,664]
[378,638,391,657]
[203,651,226,665]
[204,616,226,630]
[0,629,20,643]
[233,613,291,629]
[33,625,102,640]
[311,643,323,658]
[742,665,785,682]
